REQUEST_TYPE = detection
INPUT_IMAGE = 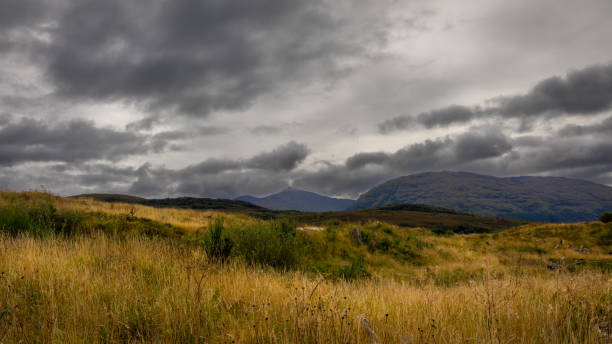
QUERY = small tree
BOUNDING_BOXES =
[600,212,612,223]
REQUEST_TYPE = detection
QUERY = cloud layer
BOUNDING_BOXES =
[1,0,612,199]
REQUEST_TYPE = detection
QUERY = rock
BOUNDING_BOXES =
[546,260,562,270]
[576,246,590,254]
[352,227,362,244]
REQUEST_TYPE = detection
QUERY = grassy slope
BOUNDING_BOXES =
[74,193,526,232]
[0,191,611,343]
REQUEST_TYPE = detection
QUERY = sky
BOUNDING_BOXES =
[1,0,612,199]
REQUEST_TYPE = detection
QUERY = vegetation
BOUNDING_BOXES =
[74,192,526,232]
[601,211,612,223]
[0,191,611,343]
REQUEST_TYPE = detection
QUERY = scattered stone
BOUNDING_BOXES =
[352,227,362,244]
[296,226,325,231]
[576,246,590,254]
[546,260,562,270]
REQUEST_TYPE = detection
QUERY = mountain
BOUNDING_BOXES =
[351,171,612,222]
[235,188,354,212]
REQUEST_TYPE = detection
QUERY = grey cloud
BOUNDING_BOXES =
[494,63,612,117]
[379,105,481,134]
[179,159,243,176]
[14,0,393,118]
[247,141,310,171]
[390,138,454,169]
[292,164,395,198]
[378,63,612,133]
[347,130,511,172]
[0,117,179,165]
[417,105,481,128]
[453,129,513,161]
[557,116,612,137]
[377,115,414,134]
[251,125,283,135]
[297,130,514,197]
[127,141,311,197]
[346,152,390,169]
[177,141,310,178]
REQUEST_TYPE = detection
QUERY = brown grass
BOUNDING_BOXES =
[0,234,610,343]
[0,191,610,343]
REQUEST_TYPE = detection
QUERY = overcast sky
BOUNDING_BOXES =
[1,0,612,199]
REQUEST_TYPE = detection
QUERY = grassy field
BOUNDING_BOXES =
[0,191,611,343]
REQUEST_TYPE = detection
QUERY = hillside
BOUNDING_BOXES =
[73,193,523,232]
[0,191,610,343]
[72,193,284,218]
[352,171,612,222]
[292,204,524,233]
[236,188,354,212]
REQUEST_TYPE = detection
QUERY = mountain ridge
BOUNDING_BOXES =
[235,188,354,212]
[351,171,612,222]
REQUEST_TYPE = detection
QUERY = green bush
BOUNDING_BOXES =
[203,217,233,264]
[600,212,612,223]
[432,223,492,235]
[0,199,86,237]
[230,219,303,270]
[334,257,370,280]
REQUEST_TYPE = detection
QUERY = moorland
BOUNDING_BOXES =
[0,191,611,343]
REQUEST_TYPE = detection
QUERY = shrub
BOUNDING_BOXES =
[230,219,303,270]
[432,223,492,235]
[600,212,612,223]
[0,199,86,237]
[203,217,234,264]
[334,257,370,280]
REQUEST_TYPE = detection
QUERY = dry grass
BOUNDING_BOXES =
[0,234,610,343]
[54,194,257,232]
[0,191,611,343]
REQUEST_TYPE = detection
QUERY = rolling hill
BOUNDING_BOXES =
[71,193,280,216]
[351,171,612,222]
[235,188,354,212]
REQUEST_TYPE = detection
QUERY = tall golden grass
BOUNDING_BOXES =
[1,233,610,343]
[0,191,610,343]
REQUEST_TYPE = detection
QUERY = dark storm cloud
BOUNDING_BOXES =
[177,141,310,178]
[0,0,44,30]
[377,115,414,134]
[345,152,390,169]
[417,105,481,128]
[557,116,612,137]
[378,63,612,133]
[453,130,513,161]
[9,0,391,118]
[0,117,178,165]
[124,141,311,197]
[247,141,310,171]
[494,63,612,117]
[378,105,482,134]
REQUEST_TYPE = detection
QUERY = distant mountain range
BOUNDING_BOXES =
[351,171,612,222]
[235,188,354,212]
